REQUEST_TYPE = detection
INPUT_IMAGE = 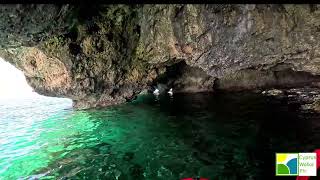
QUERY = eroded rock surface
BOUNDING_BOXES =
[1,4,320,108]
[260,87,320,113]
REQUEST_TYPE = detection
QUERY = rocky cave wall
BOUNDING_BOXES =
[1,4,320,108]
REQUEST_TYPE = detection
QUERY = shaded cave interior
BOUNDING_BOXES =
[148,60,320,95]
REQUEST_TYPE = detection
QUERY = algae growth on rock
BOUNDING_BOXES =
[1,4,320,108]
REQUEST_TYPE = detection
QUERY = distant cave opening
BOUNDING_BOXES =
[155,60,186,86]
[151,61,215,93]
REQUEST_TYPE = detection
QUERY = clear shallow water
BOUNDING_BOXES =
[0,92,319,180]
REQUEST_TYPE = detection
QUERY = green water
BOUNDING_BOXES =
[0,92,319,179]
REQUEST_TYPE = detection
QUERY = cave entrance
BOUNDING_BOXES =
[0,58,73,107]
[153,61,216,93]
[0,58,38,99]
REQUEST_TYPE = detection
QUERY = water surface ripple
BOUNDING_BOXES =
[0,93,319,180]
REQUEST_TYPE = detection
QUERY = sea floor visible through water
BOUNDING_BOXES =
[0,92,319,180]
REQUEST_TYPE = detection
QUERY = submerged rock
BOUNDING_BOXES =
[262,89,284,96]
[1,5,320,108]
[312,100,320,112]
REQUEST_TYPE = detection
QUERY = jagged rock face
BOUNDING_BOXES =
[1,4,320,109]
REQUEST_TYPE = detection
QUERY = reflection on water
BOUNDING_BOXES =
[0,92,319,179]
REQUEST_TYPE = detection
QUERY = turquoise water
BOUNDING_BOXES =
[0,92,319,179]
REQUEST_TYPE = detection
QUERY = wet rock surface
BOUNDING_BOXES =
[261,87,320,113]
[1,4,320,108]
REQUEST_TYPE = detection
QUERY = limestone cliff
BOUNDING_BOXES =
[1,4,320,109]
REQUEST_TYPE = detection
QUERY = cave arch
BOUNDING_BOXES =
[0,58,36,99]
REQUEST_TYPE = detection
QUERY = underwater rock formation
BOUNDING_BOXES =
[1,4,320,108]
